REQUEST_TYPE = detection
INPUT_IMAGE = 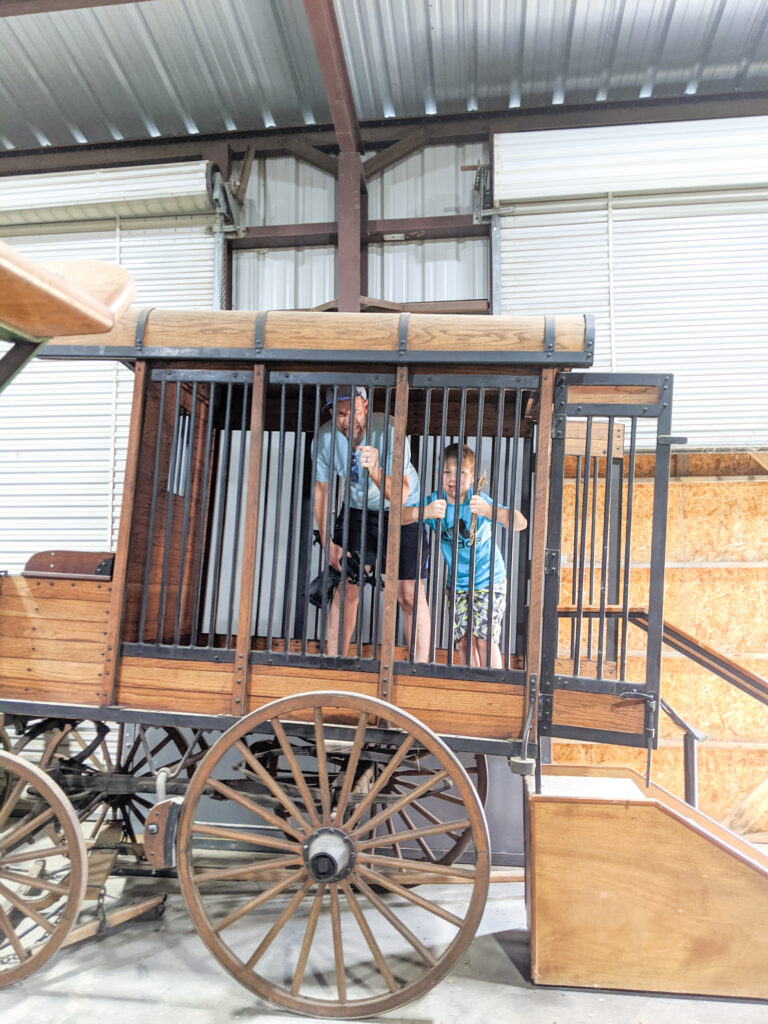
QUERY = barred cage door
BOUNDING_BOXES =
[540,372,676,751]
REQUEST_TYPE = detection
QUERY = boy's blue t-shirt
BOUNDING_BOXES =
[314,412,420,509]
[424,488,507,589]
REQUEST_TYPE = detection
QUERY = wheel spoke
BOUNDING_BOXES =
[193,855,303,886]
[331,713,369,827]
[0,778,26,830]
[271,718,321,829]
[359,852,478,882]
[357,818,471,851]
[395,804,437,863]
[206,776,305,842]
[329,883,346,1004]
[353,875,437,967]
[291,883,325,995]
[340,879,397,993]
[191,823,299,854]
[343,735,415,832]
[235,740,311,834]
[313,708,332,823]
[348,768,449,839]
[244,878,315,970]
[396,777,467,808]
[212,870,309,934]
[0,868,71,897]
[1,804,58,853]
[0,844,73,867]
[0,880,58,934]
[355,865,464,927]
[0,904,28,963]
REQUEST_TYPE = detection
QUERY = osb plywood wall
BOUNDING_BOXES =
[553,455,768,835]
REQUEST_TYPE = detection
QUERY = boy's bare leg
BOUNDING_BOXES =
[473,637,502,668]
[325,583,360,656]
[396,579,431,662]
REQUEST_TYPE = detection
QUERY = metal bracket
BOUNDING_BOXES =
[254,310,267,352]
[134,308,154,352]
[397,312,410,358]
[544,548,560,575]
[551,412,567,439]
[544,315,555,360]
[658,435,688,446]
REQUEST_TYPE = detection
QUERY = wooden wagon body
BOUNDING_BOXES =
[0,256,677,1016]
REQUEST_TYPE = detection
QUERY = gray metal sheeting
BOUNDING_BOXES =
[1,0,767,151]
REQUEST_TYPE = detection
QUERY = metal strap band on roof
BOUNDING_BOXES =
[134,308,154,351]
[398,312,410,356]
[254,310,267,351]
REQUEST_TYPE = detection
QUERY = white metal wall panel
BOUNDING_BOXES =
[233,247,336,310]
[240,157,336,227]
[0,162,213,227]
[0,218,216,573]
[499,189,768,447]
[368,238,488,304]
[366,142,487,219]
[494,117,768,204]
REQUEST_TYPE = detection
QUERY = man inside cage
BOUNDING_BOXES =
[312,385,431,659]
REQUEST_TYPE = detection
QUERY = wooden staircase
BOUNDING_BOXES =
[526,764,768,1000]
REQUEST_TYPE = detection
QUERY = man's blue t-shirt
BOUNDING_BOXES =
[424,488,506,589]
[314,412,420,509]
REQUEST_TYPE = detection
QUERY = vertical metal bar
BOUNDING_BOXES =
[371,385,392,662]
[174,383,198,646]
[225,383,249,649]
[504,392,522,658]
[336,384,358,657]
[683,731,698,808]
[207,382,233,649]
[253,430,272,643]
[429,392,449,663]
[587,454,599,660]
[488,387,504,667]
[282,384,304,648]
[466,388,485,667]
[139,380,167,645]
[319,389,339,649]
[446,388,468,666]
[190,382,216,648]
[301,386,322,655]
[378,368,408,703]
[645,379,674,713]
[596,416,614,678]
[409,386,431,664]
[620,418,638,679]
[514,432,532,656]
[266,387,288,651]
[356,387,374,659]
[571,455,581,657]
[572,417,593,676]
[156,383,183,646]
[541,375,568,710]
[606,445,623,663]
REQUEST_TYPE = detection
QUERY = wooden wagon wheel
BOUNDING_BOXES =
[13,720,207,844]
[177,691,490,1019]
[0,751,87,986]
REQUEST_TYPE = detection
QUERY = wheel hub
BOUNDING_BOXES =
[302,826,355,883]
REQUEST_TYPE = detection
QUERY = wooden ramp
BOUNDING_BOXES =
[526,765,768,1000]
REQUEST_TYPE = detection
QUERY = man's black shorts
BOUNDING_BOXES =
[333,506,429,581]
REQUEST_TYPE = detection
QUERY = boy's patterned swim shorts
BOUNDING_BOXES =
[451,582,507,644]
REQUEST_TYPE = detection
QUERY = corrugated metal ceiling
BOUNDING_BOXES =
[0,0,766,153]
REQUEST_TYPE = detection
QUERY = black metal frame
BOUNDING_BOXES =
[539,372,674,754]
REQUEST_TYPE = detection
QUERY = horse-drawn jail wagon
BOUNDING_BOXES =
[0,244,676,1017]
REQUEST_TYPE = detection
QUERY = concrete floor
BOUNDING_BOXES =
[0,878,766,1024]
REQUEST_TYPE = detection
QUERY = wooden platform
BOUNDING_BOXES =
[526,764,768,1000]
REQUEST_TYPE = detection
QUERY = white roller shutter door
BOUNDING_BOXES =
[495,121,768,449]
[0,165,218,573]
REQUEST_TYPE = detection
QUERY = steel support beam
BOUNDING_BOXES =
[302,0,362,154]
[231,214,487,251]
[337,151,363,311]
[0,0,153,13]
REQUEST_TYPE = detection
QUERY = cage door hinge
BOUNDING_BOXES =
[544,548,560,575]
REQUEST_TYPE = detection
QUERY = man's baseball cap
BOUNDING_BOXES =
[324,385,368,410]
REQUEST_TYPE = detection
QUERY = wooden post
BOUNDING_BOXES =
[524,368,556,739]
[378,367,409,704]
[231,365,266,716]
[102,361,148,704]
